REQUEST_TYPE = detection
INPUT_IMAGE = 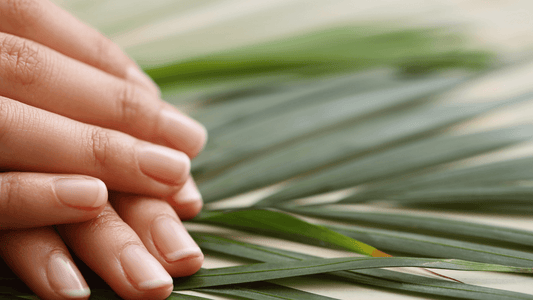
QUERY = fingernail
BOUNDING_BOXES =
[54,178,107,209]
[126,66,160,96]
[172,177,202,205]
[159,110,208,157]
[120,245,173,290]
[47,253,90,299]
[137,145,190,185]
[151,217,203,263]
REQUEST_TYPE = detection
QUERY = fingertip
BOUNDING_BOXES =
[170,253,204,277]
[137,145,191,186]
[120,245,173,291]
[159,109,208,159]
[47,252,91,300]
[175,200,203,221]
[149,216,203,277]
[170,177,203,220]
[94,179,108,207]
[0,228,90,300]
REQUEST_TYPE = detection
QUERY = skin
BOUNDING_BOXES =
[0,0,206,299]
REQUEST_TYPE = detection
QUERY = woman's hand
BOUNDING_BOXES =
[1,191,204,300]
[0,0,206,299]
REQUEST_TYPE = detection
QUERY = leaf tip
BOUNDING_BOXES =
[371,249,392,257]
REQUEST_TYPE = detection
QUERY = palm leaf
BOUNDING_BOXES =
[285,206,533,247]
[254,125,533,206]
[327,224,533,267]
[193,75,467,178]
[173,257,531,290]
[193,209,390,257]
[200,93,532,202]
[341,154,533,203]
[197,282,338,300]
[192,233,533,300]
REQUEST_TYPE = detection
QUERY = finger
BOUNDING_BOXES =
[167,176,203,221]
[0,172,107,229]
[57,203,173,300]
[0,97,190,198]
[0,227,90,300]
[0,32,206,158]
[112,193,203,277]
[0,0,159,95]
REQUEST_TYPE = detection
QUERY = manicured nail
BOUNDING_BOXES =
[137,145,190,185]
[159,110,208,157]
[54,178,107,209]
[126,66,160,96]
[172,177,202,205]
[47,253,90,299]
[120,245,173,290]
[151,217,203,263]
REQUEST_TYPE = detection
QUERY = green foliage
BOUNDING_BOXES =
[146,27,493,89]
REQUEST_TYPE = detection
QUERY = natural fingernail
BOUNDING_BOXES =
[152,217,203,263]
[120,245,173,290]
[172,177,202,205]
[126,66,160,96]
[47,253,90,299]
[159,110,208,157]
[138,145,190,185]
[54,178,107,209]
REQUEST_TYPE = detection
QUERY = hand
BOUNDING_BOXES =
[0,0,206,299]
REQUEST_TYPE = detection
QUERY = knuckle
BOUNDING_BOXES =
[85,206,124,234]
[116,82,143,126]
[2,0,43,32]
[82,205,136,241]
[0,173,23,215]
[0,97,25,144]
[87,127,112,171]
[92,35,123,69]
[0,98,12,141]
[0,34,43,86]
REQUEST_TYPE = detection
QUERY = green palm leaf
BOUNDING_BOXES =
[198,282,338,300]
[173,257,531,290]
[192,233,533,300]
[254,125,533,207]
[194,209,390,257]
[286,206,533,247]
[327,224,533,267]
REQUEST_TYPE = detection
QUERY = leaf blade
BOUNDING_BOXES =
[173,257,531,290]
